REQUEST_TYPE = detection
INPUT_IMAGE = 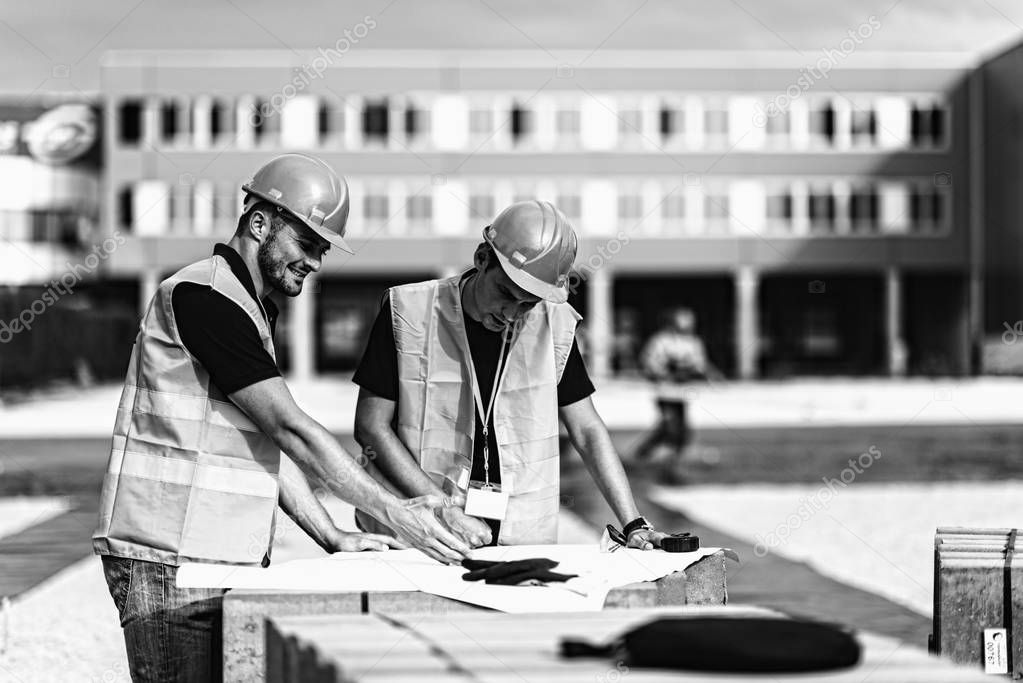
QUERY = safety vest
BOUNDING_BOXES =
[92,255,281,566]
[356,274,579,545]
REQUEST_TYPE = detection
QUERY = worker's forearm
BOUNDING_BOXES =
[274,418,402,522]
[357,423,446,499]
[278,455,337,552]
[574,425,642,526]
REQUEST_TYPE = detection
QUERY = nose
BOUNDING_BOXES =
[305,253,322,273]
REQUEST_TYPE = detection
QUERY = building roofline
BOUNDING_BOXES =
[100,48,980,71]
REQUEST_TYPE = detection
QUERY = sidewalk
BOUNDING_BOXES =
[1,375,1021,438]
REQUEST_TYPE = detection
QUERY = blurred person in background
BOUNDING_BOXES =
[92,153,468,682]
[634,307,719,467]
[351,200,667,552]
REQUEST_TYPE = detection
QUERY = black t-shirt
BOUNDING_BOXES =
[353,295,595,543]
[171,244,282,396]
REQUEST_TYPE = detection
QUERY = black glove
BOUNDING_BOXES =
[460,558,577,585]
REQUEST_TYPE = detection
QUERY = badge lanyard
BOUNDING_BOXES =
[466,324,513,490]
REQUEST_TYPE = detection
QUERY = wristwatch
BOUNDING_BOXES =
[623,516,653,538]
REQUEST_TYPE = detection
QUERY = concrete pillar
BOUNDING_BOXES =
[288,274,316,381]
[586,266,612,380]
[886,267,907,376]
[735,267,759,380]
[143,97,160,148]
[139,268,160,317]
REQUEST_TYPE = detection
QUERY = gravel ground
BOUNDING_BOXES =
[651,481,1023,617]
[0,497,597,682]
[0,498,68,540]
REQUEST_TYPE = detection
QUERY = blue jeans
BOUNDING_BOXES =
[101,555,227,682]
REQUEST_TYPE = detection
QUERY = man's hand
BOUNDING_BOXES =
[382,494,472,564]
[627,528,669,551]
[325,529,407,553]
[440,507,493,548]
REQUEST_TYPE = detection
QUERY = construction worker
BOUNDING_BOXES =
[635,307,717,464]
[92,154,469,682]
[351,200,668,550]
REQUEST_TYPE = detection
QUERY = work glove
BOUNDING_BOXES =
[460,558,578,585]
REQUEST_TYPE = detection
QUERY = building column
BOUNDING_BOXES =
[139,268,160,318]
[886,267,907,376]
[288,274,316,382]
[586,266,612,380]
[735,266,759,380]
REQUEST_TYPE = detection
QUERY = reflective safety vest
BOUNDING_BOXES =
[92,255,281,566]
[356,274,579,544]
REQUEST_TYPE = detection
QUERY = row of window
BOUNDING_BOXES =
[117,178,950,238]
[0,209,91,245]
[115,93,949,153]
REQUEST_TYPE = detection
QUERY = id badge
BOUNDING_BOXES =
[464,481,509,520]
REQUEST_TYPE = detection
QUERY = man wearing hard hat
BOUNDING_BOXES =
[92,154,469,681]
[352,200,667,550]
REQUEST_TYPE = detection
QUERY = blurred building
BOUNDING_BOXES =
[84,49,986,380]
[0,96,138,388]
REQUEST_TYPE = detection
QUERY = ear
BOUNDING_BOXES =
[473,243,490,271]
[245,208,270,242]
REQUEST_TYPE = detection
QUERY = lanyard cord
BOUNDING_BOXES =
[469,325,513,489]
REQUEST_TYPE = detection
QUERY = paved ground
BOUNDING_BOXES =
[2,378,1023,678]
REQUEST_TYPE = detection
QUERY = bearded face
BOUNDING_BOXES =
[256,213,327,297]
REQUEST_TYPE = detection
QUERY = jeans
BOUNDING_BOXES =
[101,555,227,682]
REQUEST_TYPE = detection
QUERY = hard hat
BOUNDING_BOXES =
[483,200,577,304]
[242,153,352,254]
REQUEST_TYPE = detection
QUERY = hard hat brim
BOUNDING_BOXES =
[243,187,354,255]
[491,247,570,304]
[305,221,354,255]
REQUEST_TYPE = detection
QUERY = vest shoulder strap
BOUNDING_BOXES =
[161,256,274,356]
[546,301,581,382]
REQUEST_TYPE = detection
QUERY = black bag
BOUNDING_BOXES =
[561,616,861,673]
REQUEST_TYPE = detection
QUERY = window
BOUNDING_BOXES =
[118,186,133,228]
[810,102,836,144]
[118,99,142,145]
[766,193,793,223]
[405,105,429,140]
[362,100,390,142]
[251,99,267,141]
[850,187,878,232]
[659,107,683,138]
[910,185,945,232]
[407,195,432,222]
[911,103,946,147]
[470,109,493,135]
[510,104,531,144]
[556,109,580,135]
[809,192,836,231]
[765,110,790,137]
[661,193,685,219]
[556,195,581,219]
[850,108,876,144]
[704,109,728,137]
[210,100,226,138]
[618,195,642,220]
[618,110,642,137]
[161,101,179,143]
[469,195,495,221]
[704,194,730,233]
[364,195,389,221]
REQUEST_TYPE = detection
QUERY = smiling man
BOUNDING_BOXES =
[352,200,667,552]
[92,153,469,681]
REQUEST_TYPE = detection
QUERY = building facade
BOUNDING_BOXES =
[95,49,980,380]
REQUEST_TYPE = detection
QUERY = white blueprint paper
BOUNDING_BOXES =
[176,544,723,612]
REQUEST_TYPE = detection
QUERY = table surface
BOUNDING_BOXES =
[268,605,990,682]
